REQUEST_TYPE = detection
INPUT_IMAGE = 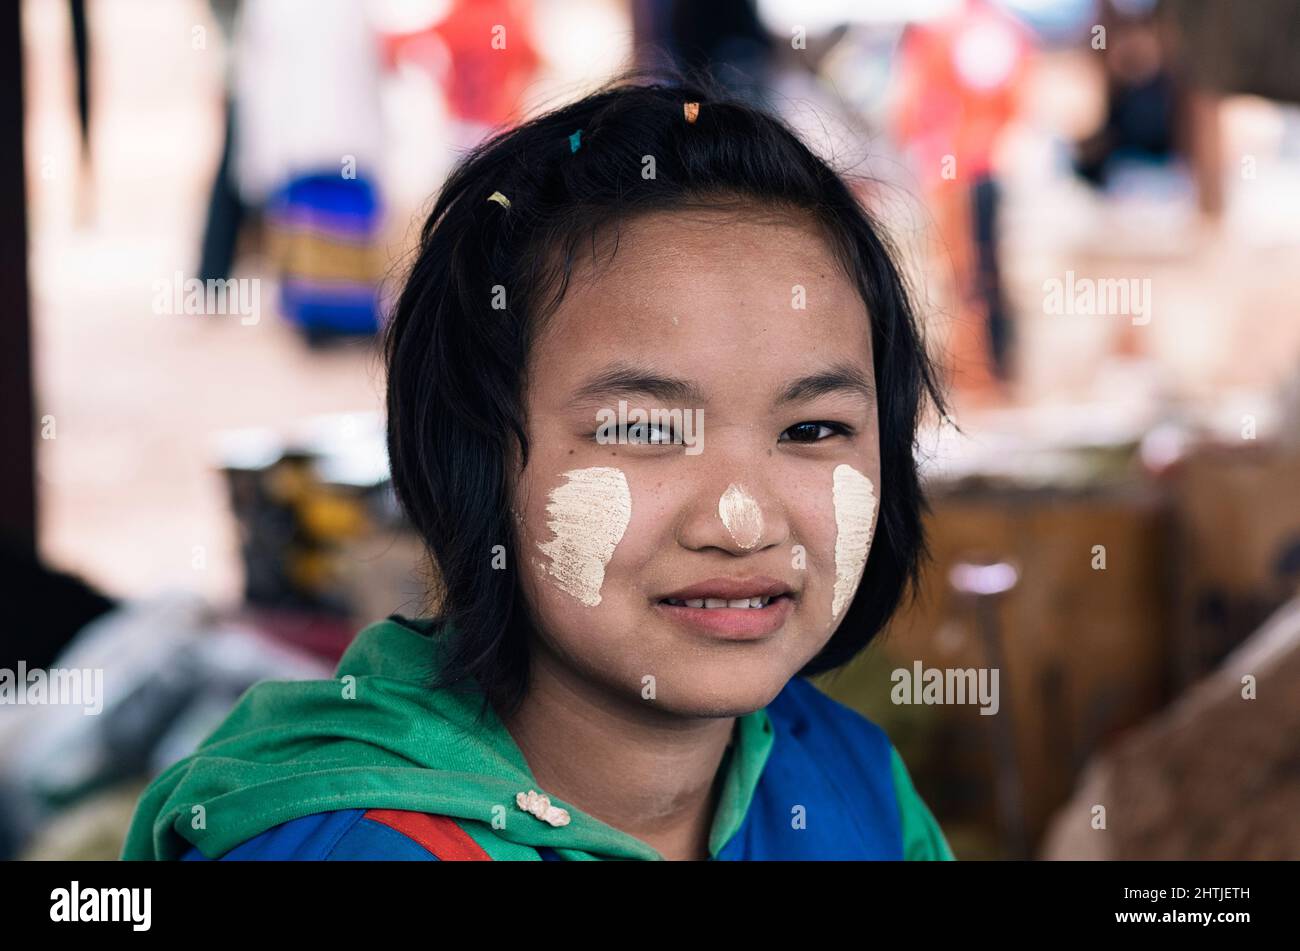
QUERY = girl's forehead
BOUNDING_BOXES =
[582,206,848,280]
[527,213,875,405]
[540,210,867,338]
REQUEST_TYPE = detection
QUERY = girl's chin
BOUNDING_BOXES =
[625,656,796,717]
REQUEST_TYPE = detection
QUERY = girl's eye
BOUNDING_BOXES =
[626,423,675,444]
[587,423,677,444]
[778,421,852,444]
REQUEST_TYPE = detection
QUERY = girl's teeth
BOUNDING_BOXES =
[665,596,774,609]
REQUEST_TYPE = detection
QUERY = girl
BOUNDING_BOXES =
[123,77,953,861]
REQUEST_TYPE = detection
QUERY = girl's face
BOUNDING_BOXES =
[512,207,881,717]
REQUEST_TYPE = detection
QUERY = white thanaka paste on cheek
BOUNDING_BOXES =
[719,483,763,549]
[832,464,878,618]
[536,467,632,607]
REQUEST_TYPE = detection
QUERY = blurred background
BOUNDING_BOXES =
[2,0,1298,861]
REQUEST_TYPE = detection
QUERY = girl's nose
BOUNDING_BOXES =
[674,478,790,555]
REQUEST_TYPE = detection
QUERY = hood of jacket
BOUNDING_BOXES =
[121,615,775,861]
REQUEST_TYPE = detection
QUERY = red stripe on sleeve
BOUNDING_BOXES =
[362,809,494,860]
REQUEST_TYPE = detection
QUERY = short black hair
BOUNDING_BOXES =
[383,72,947,723]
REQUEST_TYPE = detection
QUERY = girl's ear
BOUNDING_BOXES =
[503,432,531,531]
[504,426,526,483]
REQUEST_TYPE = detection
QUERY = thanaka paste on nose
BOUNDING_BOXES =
[832,464,877,618]
[719,483,763,550]
[536,467,631,607]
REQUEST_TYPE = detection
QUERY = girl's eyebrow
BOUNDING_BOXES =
[773,361,875,407]
[571,360,874,409]
[571,362,706,406]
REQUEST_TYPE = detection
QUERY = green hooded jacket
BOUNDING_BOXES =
[121,615,954,861]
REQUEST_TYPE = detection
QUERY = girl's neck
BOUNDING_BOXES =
[498,638,737,861]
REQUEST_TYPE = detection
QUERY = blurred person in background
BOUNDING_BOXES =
[379,0,541,151]
[1072,0,1183,193]
[197,0,242,284]
[201,0,387,339]
[665,0,776,109]
[891,0,1033,394]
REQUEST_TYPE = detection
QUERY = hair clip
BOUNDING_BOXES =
[569,129,583,153]
[683,101,700,124]
[486,191,511,209]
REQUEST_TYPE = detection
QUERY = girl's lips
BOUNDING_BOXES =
[653,593,795,641]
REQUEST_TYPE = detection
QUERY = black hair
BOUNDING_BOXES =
[383,72,948,724]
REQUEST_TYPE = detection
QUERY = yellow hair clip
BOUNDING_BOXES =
[683,101,700,124]
[486,191,511,209]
